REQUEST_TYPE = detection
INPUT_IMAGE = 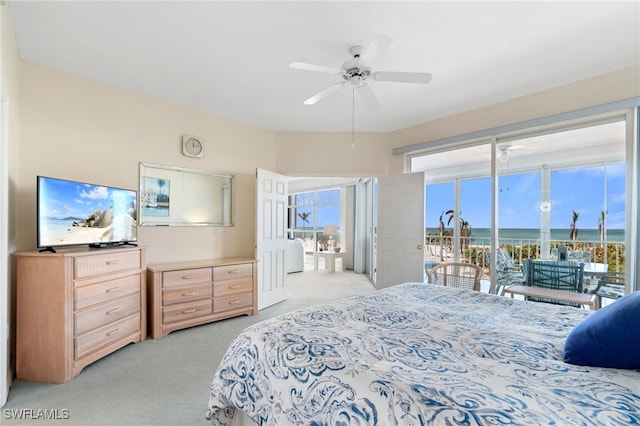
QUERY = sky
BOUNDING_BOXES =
[426,164,626,230]
[294,162,627,234]
[40,177,136,219]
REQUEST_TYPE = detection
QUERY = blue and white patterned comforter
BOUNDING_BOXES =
[207,283,640,425]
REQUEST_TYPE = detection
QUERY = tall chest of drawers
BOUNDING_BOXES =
[147,258,257,339]
[16,247,146,383]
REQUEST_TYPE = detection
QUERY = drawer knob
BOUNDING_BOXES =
[106,287,120,293]
[181,291,197,296]
[106,260,120,266]
[181,274,196,280]
[106,308,120,315]
[229,300,240,305]
[228,284,240,289]
[106,328,119,337]
[228,270,240,275]
[182,308,197,314]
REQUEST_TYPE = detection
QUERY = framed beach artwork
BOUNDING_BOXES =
[141,177,170,217]
[138,162,235,226]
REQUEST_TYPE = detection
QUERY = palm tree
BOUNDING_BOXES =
[597,210,607,243]
[298,212,311,224]
[569,210,579,247]
[157,179,167,196]
[438,211,446,261]
[445,209,472,254]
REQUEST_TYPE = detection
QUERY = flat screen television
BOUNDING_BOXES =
[37,176,138,252]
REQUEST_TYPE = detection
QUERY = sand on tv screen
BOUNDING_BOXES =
[37,176,138,249]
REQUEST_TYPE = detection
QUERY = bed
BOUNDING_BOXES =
[207,282,640,425]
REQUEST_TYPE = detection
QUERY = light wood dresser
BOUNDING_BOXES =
[147,258,258,339]
[16,247,146,383]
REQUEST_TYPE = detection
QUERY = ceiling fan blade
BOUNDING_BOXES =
[359,34,393,67]
[372,71,432,84]
[303,81,346,105]
[357,85,380,109]
[290,62,343,75]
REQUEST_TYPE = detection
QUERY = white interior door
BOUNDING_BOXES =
[376,172,425,288]
[256,168,288,309]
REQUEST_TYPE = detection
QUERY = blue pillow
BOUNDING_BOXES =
[564,291,640,369]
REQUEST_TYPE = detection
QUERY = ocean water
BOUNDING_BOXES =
[41,217,78,230]
[426,228,625,243]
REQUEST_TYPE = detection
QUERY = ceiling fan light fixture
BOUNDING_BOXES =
[497,145,511,163]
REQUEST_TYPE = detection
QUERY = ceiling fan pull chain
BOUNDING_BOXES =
[352,85,356,149]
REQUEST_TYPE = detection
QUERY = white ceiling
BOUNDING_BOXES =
[8,1,640,133]
[413,120,627,182]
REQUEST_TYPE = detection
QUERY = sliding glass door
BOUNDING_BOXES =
[412,113,633,294]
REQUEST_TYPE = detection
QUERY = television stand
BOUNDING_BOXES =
[38,246,56,253]
[16,247,146,383]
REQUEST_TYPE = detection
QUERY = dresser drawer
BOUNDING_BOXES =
[74,251,141,279]
[213,263,252,281]
[75,274,140,310]
[163,299,212,324]
[75,314,140,360]
[214,292,252,314]
[163,268,212,287]
[163,282,212,306]
[214,277,253,297]
[75,293,140,335]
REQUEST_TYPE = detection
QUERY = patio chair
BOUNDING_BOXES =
[523,259,585,307]
[568,250,591,263]
[428,262,483,292]
[550,249,590,263]
[485,248,525,294]
[589,271,625,306]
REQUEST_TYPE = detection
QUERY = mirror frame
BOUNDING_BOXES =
[139,162,234,227]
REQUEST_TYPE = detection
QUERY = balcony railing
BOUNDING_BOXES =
[425,235,626,273]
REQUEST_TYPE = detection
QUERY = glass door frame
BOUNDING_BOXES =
[408,107,638,294]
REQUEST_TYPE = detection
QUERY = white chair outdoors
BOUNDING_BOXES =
[428,262,483,292]
[568,250,591,263]
[486,248,525,294]
[550,248,590,263]
[589,271,625,305]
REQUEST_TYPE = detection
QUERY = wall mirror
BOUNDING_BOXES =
[139,162,234,226]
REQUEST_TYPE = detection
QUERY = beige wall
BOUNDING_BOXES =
[388,65,640,174]
[16,62,278,263]
[15,63,640,263]
[2,2,21,406]
[275,131,390,177]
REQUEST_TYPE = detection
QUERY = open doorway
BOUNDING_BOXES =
[286,177,377,284]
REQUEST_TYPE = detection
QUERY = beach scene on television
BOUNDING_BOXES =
[38,177,138,247]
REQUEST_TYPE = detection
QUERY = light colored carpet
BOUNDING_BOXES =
[2,261,375,425]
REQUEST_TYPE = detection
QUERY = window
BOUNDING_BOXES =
[289,188,341,252]
[412,114,634,294]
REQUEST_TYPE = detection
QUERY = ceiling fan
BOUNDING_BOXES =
[497,143,531,163]
[290,35,432,108]
[497,145,512,163]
